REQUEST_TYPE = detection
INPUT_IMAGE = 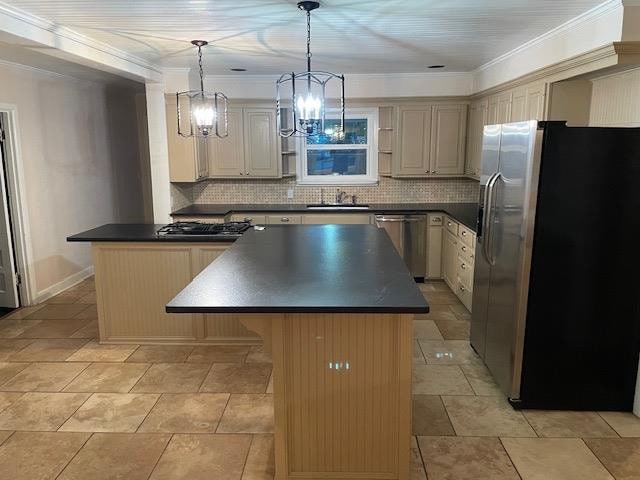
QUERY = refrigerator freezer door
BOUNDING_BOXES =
[482,121,539,398]
[470,124,502,358]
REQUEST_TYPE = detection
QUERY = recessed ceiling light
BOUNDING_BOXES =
[230,68,246,72]
[428,65,446,69]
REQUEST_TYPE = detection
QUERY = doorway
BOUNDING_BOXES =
[0,112,21,311]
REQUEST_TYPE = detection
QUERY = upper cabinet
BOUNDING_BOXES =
[465,99,487,178]
[243,109,279,177]
[166,95,208,182]
[208,108,244,177]
[525,82,546,121]
[395,103,467,177]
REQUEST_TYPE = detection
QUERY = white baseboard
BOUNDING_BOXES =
[31,265,94,305]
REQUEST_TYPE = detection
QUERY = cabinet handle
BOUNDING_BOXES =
[462,246,467,252]
[461,231,467,236]
[459,284,466,292]
[281,217,290,222]
[447,222,452,226]
[461,263,466,270]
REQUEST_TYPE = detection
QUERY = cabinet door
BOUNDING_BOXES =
[244,108,279,177]
[396,106,431,175]
[487,95,500,126]
[497,92,513,123]
[511,86,527,122]
[165,96,197,182]
[442,229,458,288]
[526,82,546,121]
[195,138,208,179]
[430,105,467,175]
[426,224,443,279]
[465,100,487,177]
[208,108,244,177]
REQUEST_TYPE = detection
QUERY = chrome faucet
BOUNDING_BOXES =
[335,189,348,204]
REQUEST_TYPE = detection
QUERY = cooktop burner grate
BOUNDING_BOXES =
[156,221,252,236]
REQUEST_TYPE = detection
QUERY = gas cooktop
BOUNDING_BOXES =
[156,221,252,237]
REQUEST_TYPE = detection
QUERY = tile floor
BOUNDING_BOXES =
[0,277,636,479]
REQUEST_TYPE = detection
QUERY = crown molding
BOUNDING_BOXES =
[0,1,162,80]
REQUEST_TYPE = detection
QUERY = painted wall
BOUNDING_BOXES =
[588,67,640,416]
[0,61,149,302]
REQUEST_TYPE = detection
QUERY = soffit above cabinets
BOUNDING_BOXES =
[3,0,604,74]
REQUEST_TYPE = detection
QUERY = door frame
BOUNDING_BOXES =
[0,105,36,305]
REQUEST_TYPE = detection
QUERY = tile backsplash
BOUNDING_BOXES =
[172,177,479,211]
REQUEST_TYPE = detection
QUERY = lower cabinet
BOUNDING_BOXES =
[442,216,476,312]
[442,228,458,288]
[426,214,444,279]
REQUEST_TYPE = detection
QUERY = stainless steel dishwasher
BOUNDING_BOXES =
[375,214,426,280]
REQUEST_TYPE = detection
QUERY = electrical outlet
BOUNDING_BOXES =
[287,189,294,199]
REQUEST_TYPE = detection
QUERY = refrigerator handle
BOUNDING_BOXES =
[483,172,501,265]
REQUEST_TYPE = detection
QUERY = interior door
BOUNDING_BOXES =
[0,114,19,308]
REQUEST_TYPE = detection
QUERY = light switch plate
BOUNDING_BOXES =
[287,189,294,199]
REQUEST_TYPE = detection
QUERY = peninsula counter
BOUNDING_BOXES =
[167,225,428,480]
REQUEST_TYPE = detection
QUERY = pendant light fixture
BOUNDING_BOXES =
[276,1,345,137]
[176,40,228,138]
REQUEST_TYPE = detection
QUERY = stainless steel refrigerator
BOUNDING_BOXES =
[471,120,640,411]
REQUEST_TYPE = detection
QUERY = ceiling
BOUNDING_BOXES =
[3,0,606,74]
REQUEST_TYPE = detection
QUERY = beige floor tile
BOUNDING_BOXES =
[187,345,250,363]
[0,431,89,480]
[412,365,474,395]
[442,396,536,437]
[243,434,275,480]
[3,304,45,320]
[63,363,150,393]
[413,340,426,364]
[58,432,171,480]
[200,363,271,393]
[0,392,90,430]
[218,394,274,433]
[60,393,159,432]
[126,345,194,363]
[25,304,90,320]
[502,438,613,480]
[66,340,138,362]
[0,430,12,444]
[449,304,471,321]
[149,433,252,480]
[75,292,97,304]
[416,304,459,322]
[1,362,89,392]
[418,340,482,365]
[411,436,428,480]
[434,318,470,340]
[599,411,640,437]
[0,362,29,384]
[73,304,98,320]
[412,395,455,436]
[0,339,33,361]
[69,321,98,339]
[18,319,91,338]
[266,373,273,394]
[425,292,461,305]
[413,320,444,340]
[460,364,502,395]
[0,392,24,412]
[8,339,87,362]
[0,319,42,338]
[139,393,229,433]
[46,292,85,304]
[584,438,640,480]
[132,363,211,393]
[418,436,519,480]
[246,346,272,364]
[523,410,618,438]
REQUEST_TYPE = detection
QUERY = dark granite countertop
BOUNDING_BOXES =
[166,225,429,314]
[172,203,479,232]
[67,224,240,243]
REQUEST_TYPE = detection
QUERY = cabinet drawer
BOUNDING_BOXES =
[456,280,473,312]
[428,214,444,226]
[457,241,475,263]
[458,226,475,248]
[266,215,302,225]
[457,255,473,290]
[445,217,459,235]
[229,213,267,225]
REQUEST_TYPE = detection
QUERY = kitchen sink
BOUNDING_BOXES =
[306,204,370,210]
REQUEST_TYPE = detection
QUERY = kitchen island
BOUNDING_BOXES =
[167,225,428,480]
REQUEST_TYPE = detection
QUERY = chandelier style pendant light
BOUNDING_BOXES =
[276,1,345,137]
[176,40,228,138]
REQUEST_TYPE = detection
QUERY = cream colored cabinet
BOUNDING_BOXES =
[266,215,302,225]
[208,108,280,178]
[430,105,467,175]
[511,86,527,122]
[208,108,244,176]
[465,99,487,177]
[526,82,546,121]
[378,106,395,176]
[244,109,279,177]
[395,105,431,176]
[166,95,208,182]
[487,95,499,125]
[442,228,458,289]
[426,214,444,279]
[497,92,513,123]
[228,213,267,224]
